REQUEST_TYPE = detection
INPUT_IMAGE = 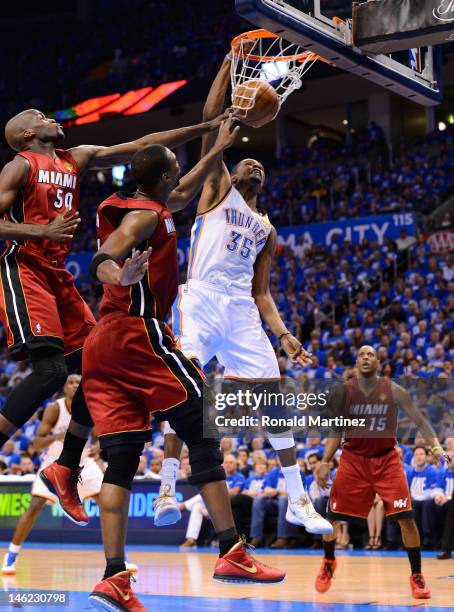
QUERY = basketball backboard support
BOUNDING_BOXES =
[235,0,443,106]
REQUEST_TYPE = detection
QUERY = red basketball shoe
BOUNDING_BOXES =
[40,462,88,526]
[315,557,337,593]
[410,573,431,599]
[89,571,146,611]
[213,541,285,584]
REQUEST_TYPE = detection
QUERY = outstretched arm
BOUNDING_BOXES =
[67,115,226,172]
[392,382,443,458]
[168,115,239,212]
[93,210,157,286]
[197,57,233,215]
[252,228,312,366]
[0,157,80,241]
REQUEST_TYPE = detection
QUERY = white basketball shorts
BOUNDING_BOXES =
[171,279,279,380]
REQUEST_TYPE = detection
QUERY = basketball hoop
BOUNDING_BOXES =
[230,29,330,119]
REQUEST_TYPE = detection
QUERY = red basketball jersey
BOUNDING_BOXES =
[96,192,178,321]
[342,376,397,457]
[7,150,80,262]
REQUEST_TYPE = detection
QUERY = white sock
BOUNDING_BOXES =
[8,543,21,554]
[281,463,306,502]
[160,458,180,494]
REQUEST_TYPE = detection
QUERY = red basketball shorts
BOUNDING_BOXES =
[82,312,205,445]
[329,448,412,520]
[0,245,95,356]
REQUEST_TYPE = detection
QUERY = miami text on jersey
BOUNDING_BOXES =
[37,170,77,189]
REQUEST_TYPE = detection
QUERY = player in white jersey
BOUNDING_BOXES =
[154,53,333,537]
[1,375,136,574]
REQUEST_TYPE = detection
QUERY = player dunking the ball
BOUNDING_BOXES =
[154,51,332,536]
[83,117,286,611]
[0,107,225,525]
[315,345,446,599]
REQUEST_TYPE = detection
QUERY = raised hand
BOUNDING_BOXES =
[119,248,152,286]
[206,109,232,131]
[214,114,240,150]
[43,210,80,241]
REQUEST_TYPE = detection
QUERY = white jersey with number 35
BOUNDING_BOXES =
[186,187,272,295]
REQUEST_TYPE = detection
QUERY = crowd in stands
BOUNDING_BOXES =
[259,125,454,227]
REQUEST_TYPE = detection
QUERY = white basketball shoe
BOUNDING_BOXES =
[286,494,334,534]
[153,484,182,527]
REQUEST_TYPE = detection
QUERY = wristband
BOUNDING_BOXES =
[278,332,291,342]
[432,445,443,454]
[225,51,233,61]
[89,253,116,279]
[321,460,329,465]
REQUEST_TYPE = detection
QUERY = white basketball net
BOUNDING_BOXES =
[230,31,321,116]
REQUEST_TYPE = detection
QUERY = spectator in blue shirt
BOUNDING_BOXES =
[407,447,440,549]
[249,465,304,549]
[422,450,454,553]
[0,440,21,470]
[231,458,268,538]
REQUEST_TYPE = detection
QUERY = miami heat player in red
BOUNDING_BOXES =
[0,109,225,524]
[315,345,445,599]
[80,118,285,610]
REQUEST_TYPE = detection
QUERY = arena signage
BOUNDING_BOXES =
[0,480,196,544]
[276,213,415,251]
[424,230,454,253]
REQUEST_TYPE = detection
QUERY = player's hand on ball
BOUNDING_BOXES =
[215,114,240,150]
[316,463,331,489]
[280,334,312,366]
[120,247,152,286]
[207,109,231,131]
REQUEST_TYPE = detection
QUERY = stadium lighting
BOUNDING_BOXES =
[448,114,454,125]
[342,119,348,125]
[438,121,447,132]
[242,136,250,142]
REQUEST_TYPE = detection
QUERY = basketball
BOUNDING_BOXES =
[232,79,280,128]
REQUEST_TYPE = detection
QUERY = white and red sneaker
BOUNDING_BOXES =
[213,541,285,584]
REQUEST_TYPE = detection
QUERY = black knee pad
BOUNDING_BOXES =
[188,439,225,487]
[32,349,68,396]
[103,444,143,491]
[71,383,94,428]
[65,348,82,373]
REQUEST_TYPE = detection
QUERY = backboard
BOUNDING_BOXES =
[235,0,443,106]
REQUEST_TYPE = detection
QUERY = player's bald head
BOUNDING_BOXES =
[5,109,40,151]
[5,109,63,152]
[131,144,180,194]
[356,345,379,377]
[358,345,377,359]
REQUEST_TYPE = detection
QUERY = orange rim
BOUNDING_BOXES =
[231,29,328,64]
